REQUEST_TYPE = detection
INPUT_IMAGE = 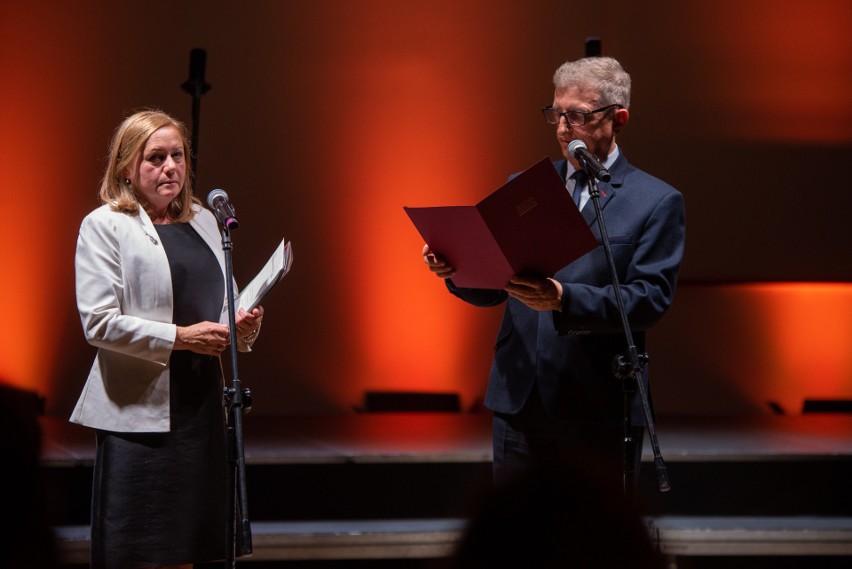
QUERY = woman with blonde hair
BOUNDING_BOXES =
[72,109,265,569]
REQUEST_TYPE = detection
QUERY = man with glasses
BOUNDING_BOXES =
[422,56,685,496]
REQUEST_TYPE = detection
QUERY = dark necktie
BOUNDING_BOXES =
[572,170,587,209]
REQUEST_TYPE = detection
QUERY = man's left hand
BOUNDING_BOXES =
[505,276,563,311]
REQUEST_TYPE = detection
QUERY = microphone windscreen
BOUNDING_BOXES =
[567,139,587,157]
[206,188,228,208]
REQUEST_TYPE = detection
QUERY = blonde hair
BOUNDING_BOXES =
[553,57,631,109]
[99,109,198,222]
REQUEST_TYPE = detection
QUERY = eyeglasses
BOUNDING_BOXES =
[541,104,622,126]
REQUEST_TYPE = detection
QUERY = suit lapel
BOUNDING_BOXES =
[582,180,616,226]
[190,205,228,278]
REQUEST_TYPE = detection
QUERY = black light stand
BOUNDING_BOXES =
[181,48,211,183]
[581,161,671,497]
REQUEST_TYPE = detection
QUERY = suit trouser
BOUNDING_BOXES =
[491,384,644,499]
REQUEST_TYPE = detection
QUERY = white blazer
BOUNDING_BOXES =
[71,203,238,433]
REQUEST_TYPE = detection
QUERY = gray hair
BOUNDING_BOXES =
[552,57,631,109]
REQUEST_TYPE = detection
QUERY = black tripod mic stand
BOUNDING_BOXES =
[583,169,671,498]
[218,225,253,566]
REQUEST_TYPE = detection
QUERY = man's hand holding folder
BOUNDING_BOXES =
[405,157,597,289]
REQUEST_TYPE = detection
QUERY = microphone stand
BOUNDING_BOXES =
[583,168,671,498]
[219,225,253,566]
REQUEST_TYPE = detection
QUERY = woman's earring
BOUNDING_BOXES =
[125,179,132,185]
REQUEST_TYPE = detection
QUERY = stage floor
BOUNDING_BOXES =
[39,412,852,467]
[38,412,852,565]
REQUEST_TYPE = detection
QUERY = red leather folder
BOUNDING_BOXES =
[405,157,598,289]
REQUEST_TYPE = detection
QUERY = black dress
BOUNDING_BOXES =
[90,223,227,569]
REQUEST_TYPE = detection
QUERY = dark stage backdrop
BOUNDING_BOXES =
[1,0,849,418]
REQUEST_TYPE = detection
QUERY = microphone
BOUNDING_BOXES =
[207,189,239,230]
[567,139,611,182]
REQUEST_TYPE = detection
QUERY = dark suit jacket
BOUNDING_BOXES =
[448,152,685,425]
